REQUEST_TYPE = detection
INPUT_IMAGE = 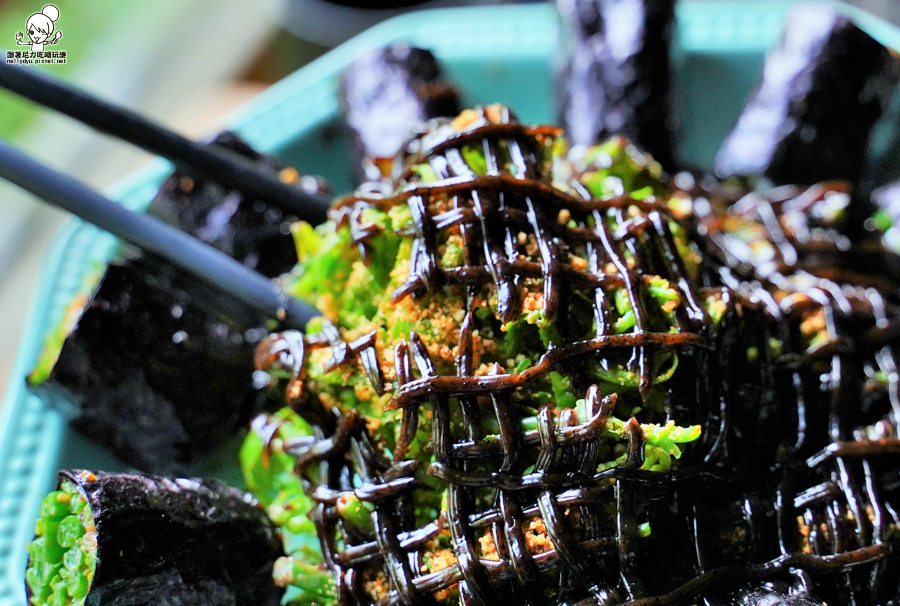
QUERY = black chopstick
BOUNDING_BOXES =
[0,62,331,225]
[0,137,319,330]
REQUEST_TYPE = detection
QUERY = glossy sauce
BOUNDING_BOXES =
[260,114,900,605]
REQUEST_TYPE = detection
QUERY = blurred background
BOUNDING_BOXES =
[0,0,896,400]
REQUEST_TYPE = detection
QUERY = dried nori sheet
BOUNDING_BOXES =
[339,44,462,182]
[31,254,272,474]
[29,134,323,474]
[556,0,676,169]
[30,470,284,606]
[147,131,327,278]
[715,4,900,185]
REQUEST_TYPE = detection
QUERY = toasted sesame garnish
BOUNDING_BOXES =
[286,378,303,402]
[391,258,412,285]
[484,104,505,124]
[278,167,301,184]
[800,309,827,337]
[796,515,812,554]
[478,531,500,561]
[571,256,588,270]
[523,289,544,312]
[524,234,539,257]
[431,548,456,572]
[318,292,339,322]
[475,362,503,377]
[430,548,459,602]
[523,516,552,555]
[355,382,375,403]
[364,570,390,600]
[819,522,830,542]
[452,109,480,131]
[722,525,746,546]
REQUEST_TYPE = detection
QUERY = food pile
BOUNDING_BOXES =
[19,1,900,606]
[247,107,900,606]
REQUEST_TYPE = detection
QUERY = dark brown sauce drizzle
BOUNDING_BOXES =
[259,111,900,605]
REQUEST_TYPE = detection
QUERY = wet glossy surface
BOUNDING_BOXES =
[51,470,283,606]
[558,0,676,169]
[715,4,900,185]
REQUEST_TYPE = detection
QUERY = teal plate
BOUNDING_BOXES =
[3,1,900,602]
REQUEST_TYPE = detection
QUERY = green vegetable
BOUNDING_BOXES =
[273,556,338,603]
[336,494,375,533]
[590,414,701,473]
[461,144,488,175]
[870,209,892,233]
[612,288,635,333]
[578,137,665,197]
[550,371,578,410]
[240,409,325,591]
[441,238,465,268]
[594,353,678,389]
[26,482,96,606]
[646,276,679,306]
[291,221,324,264]
[412,162,439,183]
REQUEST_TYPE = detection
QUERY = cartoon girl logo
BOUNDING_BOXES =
[15,5,63,52]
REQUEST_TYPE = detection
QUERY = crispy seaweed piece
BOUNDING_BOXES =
[29,253,273,474]
[28,134,326,473]
[556,0,676,169]
[26,470,284,606]
[147,131,328,278]
[339,44,462,182]
[715,4,900,186]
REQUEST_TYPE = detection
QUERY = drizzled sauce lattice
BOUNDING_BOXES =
[259,109,900,605]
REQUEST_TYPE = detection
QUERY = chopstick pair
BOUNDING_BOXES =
[0,64,321,330]
[0,62,331,224]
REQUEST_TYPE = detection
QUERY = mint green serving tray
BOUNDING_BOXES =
[3,1,900,602]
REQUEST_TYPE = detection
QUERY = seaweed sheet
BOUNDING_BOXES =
[556,0,676,169]
[147,131,326,278]
[29,470,284,606]
[339,44,461,182]
[28,134,323,474]
[715,4,900,186]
